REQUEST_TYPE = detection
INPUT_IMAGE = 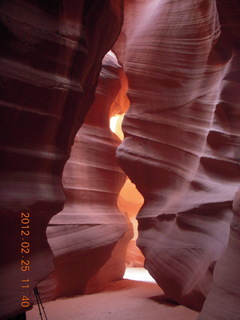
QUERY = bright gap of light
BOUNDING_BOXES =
[123,267,156,283]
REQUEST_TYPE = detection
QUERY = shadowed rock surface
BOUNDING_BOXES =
[0,1,124,318]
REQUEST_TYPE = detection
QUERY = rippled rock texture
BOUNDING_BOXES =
[197,1,240,318]
[0,1,123,318]
[114,0,240,312]
[38,53,133,301]
[198,191,240,320]
[1,0,240,319]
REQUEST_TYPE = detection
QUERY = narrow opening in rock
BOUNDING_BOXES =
[110,113,145,267]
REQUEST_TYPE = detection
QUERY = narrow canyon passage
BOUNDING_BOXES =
[1,1,240,320]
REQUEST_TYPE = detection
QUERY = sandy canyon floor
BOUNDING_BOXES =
[26,268,199,320]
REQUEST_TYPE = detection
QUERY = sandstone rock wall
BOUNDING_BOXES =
[198,191,240,319]
[38,53,133,301]
[114,0,240,312]
[1,1,240,319]
[0,1,124,318]
[197,0,240,318]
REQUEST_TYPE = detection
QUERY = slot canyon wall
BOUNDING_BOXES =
[113,0,240,318]
[0,0,124,318]
[0,1,240,320]
[38,52,133,301]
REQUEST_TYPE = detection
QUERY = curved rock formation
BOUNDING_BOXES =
[0,1,124,318]
[37,53,133,301]
[114,0,240,311]
[1,0,240,318]
[196,1,240,318]
[197,190,240,319]
[118,178,145,267]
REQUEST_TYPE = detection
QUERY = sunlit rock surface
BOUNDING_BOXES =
[0,1,124,318]
[118,178,145,267]
[114,0,240,311]
[35,53,133,301]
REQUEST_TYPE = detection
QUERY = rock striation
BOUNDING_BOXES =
[1,0,240,319]
[197,1,240,318]
[38,53,133,301]
[0,1,124,318]
[114,0,240,311]
[197,190,240,319]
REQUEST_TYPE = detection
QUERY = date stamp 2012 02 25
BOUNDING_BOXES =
[20,212,31,308]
